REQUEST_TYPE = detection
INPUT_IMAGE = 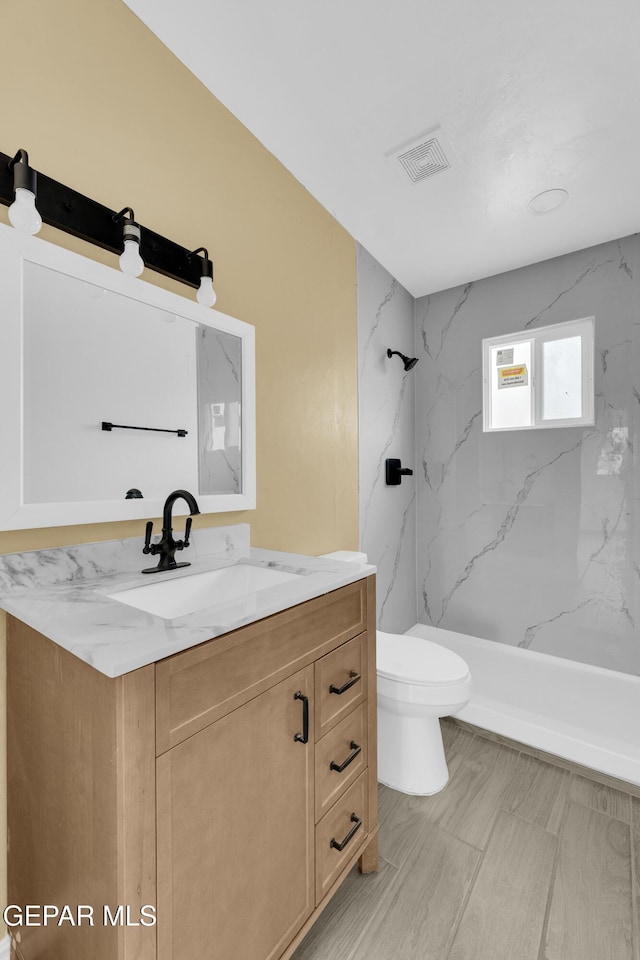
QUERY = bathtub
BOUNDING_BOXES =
[406,623,640,786]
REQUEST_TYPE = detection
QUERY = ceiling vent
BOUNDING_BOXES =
[388,127,454,185]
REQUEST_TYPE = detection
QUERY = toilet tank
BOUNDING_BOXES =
[319,550,369,564]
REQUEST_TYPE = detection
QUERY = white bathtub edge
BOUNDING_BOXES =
[458,701,640,786]
[405,622,640,787]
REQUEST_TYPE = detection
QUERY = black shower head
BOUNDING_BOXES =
[387,348,419,372]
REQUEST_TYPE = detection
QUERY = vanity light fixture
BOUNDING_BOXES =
[115,207,144,277]
[189,247,217,307]
[0,146,218,294]
[7,149,42,235]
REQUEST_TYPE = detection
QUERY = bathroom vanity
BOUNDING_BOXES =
[0,183,375,960]
[2,530,378,960]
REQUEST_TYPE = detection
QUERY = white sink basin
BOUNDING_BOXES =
[106,563,303,620]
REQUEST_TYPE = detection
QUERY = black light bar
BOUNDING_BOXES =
[0,149,209,289]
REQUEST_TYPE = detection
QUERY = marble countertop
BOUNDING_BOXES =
[0,524,375,678]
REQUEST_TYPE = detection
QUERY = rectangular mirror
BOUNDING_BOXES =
[0,224,255,529]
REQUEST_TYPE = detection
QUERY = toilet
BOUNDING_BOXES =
[320,551,473,796]
[376,630,472,795]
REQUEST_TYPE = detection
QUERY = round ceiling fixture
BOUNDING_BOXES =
[528,188,569,215]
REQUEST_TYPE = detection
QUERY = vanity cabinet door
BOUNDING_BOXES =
[156,665,315,960]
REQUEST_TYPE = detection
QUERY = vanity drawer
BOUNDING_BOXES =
[315,702,367,822]
[315,634,366,740]
[156,579,367,753]
[315,771,369,903]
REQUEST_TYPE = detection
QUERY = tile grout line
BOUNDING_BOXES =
[380,791,489,866]
[346,856,418,960]
[630,800,639,960]
[497,807,565,840]
[546,761,570,836]
[535,828,561,960]
[567,771,635,825]
[535,778,570,960]
[442,808,502,960]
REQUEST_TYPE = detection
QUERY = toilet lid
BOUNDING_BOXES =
[377,631,470,685]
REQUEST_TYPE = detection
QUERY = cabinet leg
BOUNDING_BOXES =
[358,833,379,874]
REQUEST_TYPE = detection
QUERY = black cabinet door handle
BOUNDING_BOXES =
[329,671,361,695]
[293,691,309,743]
[330,813,362,851]
[330,741,361,773]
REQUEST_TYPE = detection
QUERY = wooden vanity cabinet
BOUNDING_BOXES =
[7,575,378,960]
[156,665,316,960]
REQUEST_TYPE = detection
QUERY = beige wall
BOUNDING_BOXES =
[0,0,359,920]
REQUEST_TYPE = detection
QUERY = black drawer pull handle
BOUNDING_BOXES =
[329,671,361,695]
[293,691,309,743]
[330,741,362,773]
[330,813,362,852]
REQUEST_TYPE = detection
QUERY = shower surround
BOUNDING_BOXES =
[357,235,639,676]
[415,234,639,676]
[357,246,416,633]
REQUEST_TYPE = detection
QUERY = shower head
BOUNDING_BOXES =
[387,348,419,372]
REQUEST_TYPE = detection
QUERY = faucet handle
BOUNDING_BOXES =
[143,520,154,555]
[176,517,193,551]
[184,516,192,548]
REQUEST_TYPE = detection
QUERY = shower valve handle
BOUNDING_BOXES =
[385,458,413,485]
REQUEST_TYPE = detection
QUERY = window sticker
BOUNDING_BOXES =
[498,364,528,389]
[496,347,514,366]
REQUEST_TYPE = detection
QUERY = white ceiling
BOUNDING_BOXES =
[124,0,640,297]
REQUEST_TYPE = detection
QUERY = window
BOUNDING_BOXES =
[482,317,594,432]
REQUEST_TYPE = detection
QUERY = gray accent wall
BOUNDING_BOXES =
[358,234,640,675]
[414,235,639,675]
[357,245,417,632]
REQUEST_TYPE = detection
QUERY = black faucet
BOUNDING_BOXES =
[141,489,201,574]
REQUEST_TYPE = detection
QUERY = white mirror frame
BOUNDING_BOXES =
[0,224,256,530]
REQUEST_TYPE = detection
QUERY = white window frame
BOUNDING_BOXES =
[482,316,595,432]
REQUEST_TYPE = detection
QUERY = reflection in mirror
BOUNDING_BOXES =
[24,262,197,502]
[23,261,242,504]
[198,326,242,495]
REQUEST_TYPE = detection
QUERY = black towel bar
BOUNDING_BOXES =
[101,421,187,437]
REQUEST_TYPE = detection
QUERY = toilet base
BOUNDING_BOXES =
[377,706,450,796]
[377,773,449,797]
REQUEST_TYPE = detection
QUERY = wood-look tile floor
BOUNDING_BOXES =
[293,721,639,960]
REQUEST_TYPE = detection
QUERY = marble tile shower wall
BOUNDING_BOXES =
[415,235,640,675]
[357,246,417,631]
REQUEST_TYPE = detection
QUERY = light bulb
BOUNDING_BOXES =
[119,238,144,277]
[8,187,42,235]
[196,275,217,307]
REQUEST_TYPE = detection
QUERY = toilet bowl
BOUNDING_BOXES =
[320,551,473,796]
[377,631,472,795]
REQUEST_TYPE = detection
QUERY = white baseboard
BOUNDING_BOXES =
[0,934,10,959]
